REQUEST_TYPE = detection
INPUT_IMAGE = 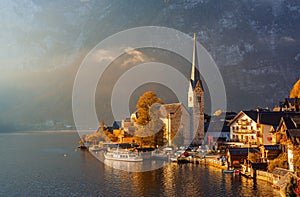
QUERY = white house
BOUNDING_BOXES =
[229,111,259,146]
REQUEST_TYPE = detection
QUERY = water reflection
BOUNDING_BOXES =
[0,131,280,196]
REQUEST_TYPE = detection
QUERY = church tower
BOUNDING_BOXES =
[188,33,205,145]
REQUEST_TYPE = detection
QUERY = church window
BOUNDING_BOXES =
[197,96,201,102]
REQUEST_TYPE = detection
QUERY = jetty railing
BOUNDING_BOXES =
[256,170,273,183]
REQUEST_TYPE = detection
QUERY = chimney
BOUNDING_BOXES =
[279,102,283,112]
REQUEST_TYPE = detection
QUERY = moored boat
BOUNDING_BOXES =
[89,145,105,152]
[234,170,240,175]
[223,170,234,173]
[78,145,88,150]
[104,150,143,162]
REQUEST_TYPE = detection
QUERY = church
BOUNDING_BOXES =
[127,33,205,147]
[187,33,205,145]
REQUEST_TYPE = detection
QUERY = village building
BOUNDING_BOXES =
[228,110,297,147]
[226,147,260,168]
[273,97,300,112]
[205,111,237,144]
[274,114,300,171]
[159,103,190,147]
[228,111,260,146]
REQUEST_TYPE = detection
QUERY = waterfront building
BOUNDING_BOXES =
[226,147,260,168]
[229,111,260,146]
[275,113,300,171]
[229,110,298,147]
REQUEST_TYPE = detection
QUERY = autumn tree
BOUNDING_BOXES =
[135,91,163,125]
[290,79,300,98]
[134,91,165,148]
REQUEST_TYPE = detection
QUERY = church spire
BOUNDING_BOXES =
[191,33,201,90]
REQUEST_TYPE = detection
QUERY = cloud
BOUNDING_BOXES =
[91,49,115,62]
[120,48,153,68]
[282,36,296,43]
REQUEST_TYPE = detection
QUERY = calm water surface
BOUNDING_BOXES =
[0,131,279,196]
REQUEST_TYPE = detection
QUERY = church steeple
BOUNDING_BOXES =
[187,33,205,145]
[188,33,203,108]
[190,33,201,90]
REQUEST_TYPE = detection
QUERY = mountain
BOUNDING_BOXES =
[0,0,299,131]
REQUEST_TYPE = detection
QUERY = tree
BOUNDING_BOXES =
[293,145,300,176]
[268,152,288,172]
[136,91,162,125]
[290,79,300,98]
[248,152,261,163]
[134,91,165,148]
[286,177,298,197]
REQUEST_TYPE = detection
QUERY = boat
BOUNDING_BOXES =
[223,170,234,173]
[77,145,88,150]
[89,145,105,152]
[234,170,240,175]
[104,150,143,162]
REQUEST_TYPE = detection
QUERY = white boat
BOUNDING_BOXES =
[89,145,106,152]
[104,150,143,162]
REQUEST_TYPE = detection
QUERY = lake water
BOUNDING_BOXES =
[0,131,279,196]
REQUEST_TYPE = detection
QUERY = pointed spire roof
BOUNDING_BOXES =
[190,33,201,90]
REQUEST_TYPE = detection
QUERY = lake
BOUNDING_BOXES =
[0,131,279,196]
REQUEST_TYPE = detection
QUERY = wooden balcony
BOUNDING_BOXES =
[232,130,256,134]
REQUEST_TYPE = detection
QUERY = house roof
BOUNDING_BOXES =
[243,111,259,122]
[228,111,258,126]
[283,116,297,129]
[264,145,281,150]
[259,112,289,126]
[228,148,260,156]
[229,110,299,127]
[287,129,300,138]
[276,113,300,132]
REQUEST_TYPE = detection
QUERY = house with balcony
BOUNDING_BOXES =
[228,111,259,146]
[229,110,297,148]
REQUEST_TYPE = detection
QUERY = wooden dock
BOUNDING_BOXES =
[176,157,228,170]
